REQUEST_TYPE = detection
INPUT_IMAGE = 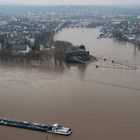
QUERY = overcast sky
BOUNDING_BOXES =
[0,0,140,5]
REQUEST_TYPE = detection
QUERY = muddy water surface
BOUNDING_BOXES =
[0,28,140,140]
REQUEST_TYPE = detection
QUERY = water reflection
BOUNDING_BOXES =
[138,46,140,53]
[0,49,89,75]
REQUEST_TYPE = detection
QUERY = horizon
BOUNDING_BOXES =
[0,0,140,6]
[0,4,140,6]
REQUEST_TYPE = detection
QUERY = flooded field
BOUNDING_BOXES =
[0,27,140,140]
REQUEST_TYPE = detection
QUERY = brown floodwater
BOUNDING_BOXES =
[0,27,140,140]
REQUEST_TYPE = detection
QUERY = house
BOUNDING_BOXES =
[12,44,32,55]
[40,44,45,51]
[26,37,35,46]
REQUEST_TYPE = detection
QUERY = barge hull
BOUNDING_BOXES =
[0,118,72,135]
[0,118,49,132]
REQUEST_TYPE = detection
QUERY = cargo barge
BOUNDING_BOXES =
[0,118,72,135]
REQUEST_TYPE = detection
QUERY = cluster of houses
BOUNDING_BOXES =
[0,13,60,56]
[1,5,140,57]
[99,19,140,45]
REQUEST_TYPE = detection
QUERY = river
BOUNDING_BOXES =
[0,27,140,140]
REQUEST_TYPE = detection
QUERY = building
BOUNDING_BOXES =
[12,44,32,56]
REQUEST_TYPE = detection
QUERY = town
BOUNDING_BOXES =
[0,5,140,62]
[98,20,140,45]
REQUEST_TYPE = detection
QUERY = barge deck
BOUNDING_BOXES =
[0,118,72,135]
